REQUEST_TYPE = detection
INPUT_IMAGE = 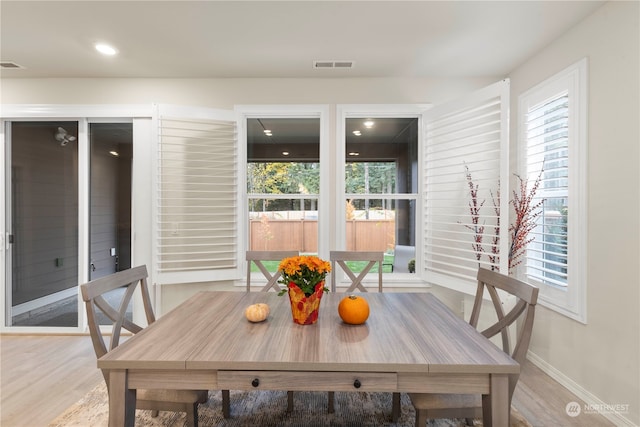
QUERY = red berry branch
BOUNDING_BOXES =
[461,166,544,274]
[462,165,485,261]
[488,183,500,271]
[508,170,545,272]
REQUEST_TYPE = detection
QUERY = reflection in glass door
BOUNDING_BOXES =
[8,121,79,327]
[89,123,133,324]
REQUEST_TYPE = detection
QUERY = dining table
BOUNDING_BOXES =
[98,291,518,426]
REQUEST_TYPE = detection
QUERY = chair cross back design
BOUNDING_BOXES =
[246,250,299,292]
[80,265,222,426]
[409,267,539,427]
[81,265,154,360]
[330,251,383,293]
[471,267,539,396]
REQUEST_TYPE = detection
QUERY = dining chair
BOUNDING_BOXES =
[246,250,299,292]
[80,265,229,426]
[409,267,539,427]
[329,250,383,293]
[328,251,400,420]
[385,245,415,273]
[246,250,299,412]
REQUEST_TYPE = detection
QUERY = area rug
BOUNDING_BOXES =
[50,382,532,427]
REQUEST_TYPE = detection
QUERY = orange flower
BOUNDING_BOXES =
[278,255,331,296]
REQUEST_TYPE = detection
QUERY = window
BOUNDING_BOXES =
[246,117,320,253]
[518,58,587,323]
[344,117,419,277]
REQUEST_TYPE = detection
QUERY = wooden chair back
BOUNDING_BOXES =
[330,251,383,293]
[246,250,299,292]
[80,265,154,385]
[471,267,539,399]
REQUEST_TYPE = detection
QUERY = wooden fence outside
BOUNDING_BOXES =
[249,219,395,253]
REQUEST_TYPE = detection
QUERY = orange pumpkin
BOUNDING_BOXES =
[338,295,370,325]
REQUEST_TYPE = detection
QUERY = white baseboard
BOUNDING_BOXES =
[527,351,637,427]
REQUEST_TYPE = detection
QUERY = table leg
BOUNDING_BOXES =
[109,369,136,427]
[482,373,509,427]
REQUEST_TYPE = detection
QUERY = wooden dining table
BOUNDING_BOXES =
[98,291,518,426]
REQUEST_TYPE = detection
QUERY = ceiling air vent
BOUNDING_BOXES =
[0,61,24,69]
[313,60,354,70]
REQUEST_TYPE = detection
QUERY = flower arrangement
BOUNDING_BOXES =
[277,255,331,297]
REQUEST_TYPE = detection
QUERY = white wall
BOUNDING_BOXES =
[0,77,493,109]
[509,2,639,425]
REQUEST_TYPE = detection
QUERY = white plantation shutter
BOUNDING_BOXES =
[422,80,510,293]
[155,105,238,285]
[524,93,569,287]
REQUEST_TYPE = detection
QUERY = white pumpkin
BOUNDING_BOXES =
[245,303,270,322]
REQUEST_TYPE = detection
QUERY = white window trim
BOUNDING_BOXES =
[517,58,588,323]
[336,104,429,287]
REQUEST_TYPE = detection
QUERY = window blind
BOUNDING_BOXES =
[524,93,569,287]
[157,115,238,280]
[422,81,509,291]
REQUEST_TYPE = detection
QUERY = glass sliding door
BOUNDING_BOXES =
[89,123,132,279]
[8,121,79,327]
[4,120,134,328]
[89,123,133,324]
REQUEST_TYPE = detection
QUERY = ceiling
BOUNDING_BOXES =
[0,1,604,79]
[0,1,605,159]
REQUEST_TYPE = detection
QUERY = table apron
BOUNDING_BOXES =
[127,369,491,394]
[398,373,490,394]
[218,370,397,392]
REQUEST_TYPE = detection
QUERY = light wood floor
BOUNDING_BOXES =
[1,335,615,427]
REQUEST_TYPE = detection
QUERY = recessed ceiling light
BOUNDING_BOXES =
[349,152,360,156]
[282,151,290,156]
[95,43,118,56]
[109,150,120,157]
[264,129,272,136]
[363,120,375,128]
[352,130,362,136]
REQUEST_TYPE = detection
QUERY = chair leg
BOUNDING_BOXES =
[392,392,401,422]
[287,391,294,413]
[415,408,426,427]
[185,402,198,427]
[222,389,231,418]
[327,391,335,413]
